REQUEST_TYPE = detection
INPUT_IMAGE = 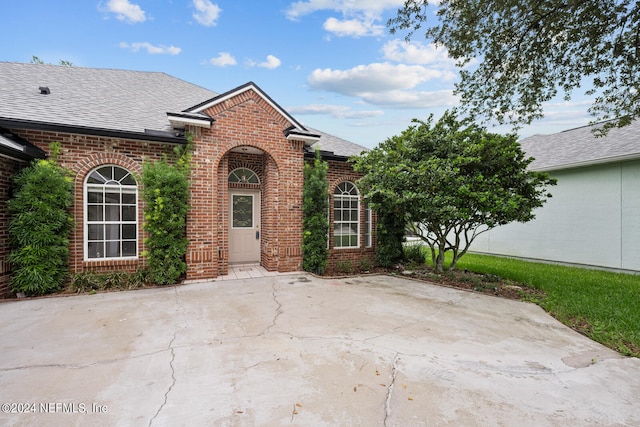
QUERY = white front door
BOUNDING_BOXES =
[229,190,260,264]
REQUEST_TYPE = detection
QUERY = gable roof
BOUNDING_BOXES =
[521,120,640,171]
[305,127,368,160]
[0,62,366,158]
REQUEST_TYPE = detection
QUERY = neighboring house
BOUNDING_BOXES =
[0,62,375,295]
[473,120,640,272]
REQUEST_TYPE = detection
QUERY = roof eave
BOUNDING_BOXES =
[167,112,214,128]
[0,118,188,144]
[532,152,640,172]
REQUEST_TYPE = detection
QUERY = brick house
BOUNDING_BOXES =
[0,62,375,294]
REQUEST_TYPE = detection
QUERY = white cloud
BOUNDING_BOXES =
[119,42,181,55]
[251,55,281,69]
[285,0,403,21]
[285,0,403,38]
[323,17,383,38]
[307,62,459,109]
[104,0,146,23]
[309,63,455,95]
[287,104,384,119]
[382,40,456,66]
[192,0,222,26]
[208,52,236,67]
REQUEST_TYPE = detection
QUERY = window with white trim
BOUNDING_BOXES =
[333,181,359,248]
[364,204,372,248]
[85,165,138,260]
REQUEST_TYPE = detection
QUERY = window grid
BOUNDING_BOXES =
[333,182,359,249]
[85,166,138,260]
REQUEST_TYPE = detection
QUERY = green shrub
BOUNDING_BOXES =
[359,257,373,272]
[8,143,73,295]
[302,149,329,274]
[404,242,427,265]
[375,209,406,268]
[69,269,150,293]
[142,141,192,284]
[335,259,353,275]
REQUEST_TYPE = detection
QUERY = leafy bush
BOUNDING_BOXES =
[142,142,192,284]
[8,143,73,295]
[335,259,353,275]
[302,149,329,274]
[69,269,149,293]
[404,242,427,266]
[374,209,406,268]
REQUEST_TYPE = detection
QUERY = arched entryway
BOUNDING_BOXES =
[218,145,280,273]
[228,168,261,263]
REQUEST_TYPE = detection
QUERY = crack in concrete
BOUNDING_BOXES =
[262,282,283,335]
[383,353,400,426]
[148,286,189,427]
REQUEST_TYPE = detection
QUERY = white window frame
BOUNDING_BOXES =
[333,181,360,249]
[84,165,138,261]
[364,204,372,248]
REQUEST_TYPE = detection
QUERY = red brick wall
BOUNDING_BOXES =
[185,88,306,279]
[9,129,174,277]
[0,156,23,296]
[325,159,376,274]
[0,91,373,286]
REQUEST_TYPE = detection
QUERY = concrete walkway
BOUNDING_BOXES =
[0,273,638,426]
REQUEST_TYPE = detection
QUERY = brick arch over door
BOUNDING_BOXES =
[215,146,280,275]
[70,153,145,275]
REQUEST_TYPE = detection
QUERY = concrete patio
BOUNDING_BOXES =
[0,273,638,426]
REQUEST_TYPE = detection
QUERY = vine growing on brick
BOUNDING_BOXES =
[302,149,329,274]
[8,142,74,295]
[141,137,192,284]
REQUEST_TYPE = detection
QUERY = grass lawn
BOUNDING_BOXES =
[451,253,640,357]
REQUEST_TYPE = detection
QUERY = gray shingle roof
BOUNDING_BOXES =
[307,127,368,158]
[520,120,640,171]
[0,62,364,158]
[0,62,217,137]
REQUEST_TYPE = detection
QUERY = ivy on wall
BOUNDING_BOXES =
[302,149,329,274]
[141,138,192,284]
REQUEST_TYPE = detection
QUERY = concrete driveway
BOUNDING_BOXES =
[0,273,638,426]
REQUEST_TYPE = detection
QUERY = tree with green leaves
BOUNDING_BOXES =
[8,143,74,295]
[389,0,640,133]
[353,110,556,273]
[302,149,329,274]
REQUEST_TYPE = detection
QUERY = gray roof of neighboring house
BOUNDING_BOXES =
[0,62,366,158]
[520,120,640,171]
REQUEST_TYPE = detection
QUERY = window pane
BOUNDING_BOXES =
[121,175,136,186]
[122,224,136,239]
[88,242,103,258]
[122,241,136,257]
[232,195,253,228]
[122,206,136,221]
[105,224,120,240]
[87,205,103,222]
[114,167,127,182]
[122,192,136,204]
[105,205,120,221]
[105,192,120,204]
[87,191,103,203]
[97,166,113,180]
[106,241,120,257]
[88,224,103,241]
[350,235,358,246]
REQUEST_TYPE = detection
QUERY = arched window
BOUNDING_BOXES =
[85,165,138,259]
[333,181,359,248]
[228,168,260,184]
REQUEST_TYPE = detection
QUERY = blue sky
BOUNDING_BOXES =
[2,0,594,149]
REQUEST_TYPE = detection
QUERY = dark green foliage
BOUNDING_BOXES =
[8,144,74,295]
[69,269,149,293]
[141,141,192,284]
[353,111,556,273]
[389,0,640,133]
[302,149,329,274]
[374,208,406,268]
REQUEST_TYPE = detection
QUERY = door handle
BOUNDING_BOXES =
[256,231,260,240]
